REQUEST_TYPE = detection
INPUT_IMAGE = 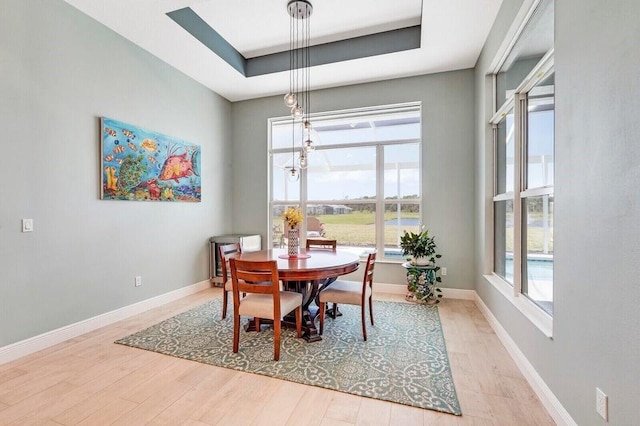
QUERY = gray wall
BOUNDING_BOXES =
[0,0,232,347]
[474,1,640,424]
[231,71,476,288]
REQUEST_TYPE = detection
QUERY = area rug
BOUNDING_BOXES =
[115,299,461,415]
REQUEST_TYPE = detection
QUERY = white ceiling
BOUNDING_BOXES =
[64,0,503,102]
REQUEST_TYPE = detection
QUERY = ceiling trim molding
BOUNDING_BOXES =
[167,7,247,75]
[247,26,421,77]
[167,7,421,78]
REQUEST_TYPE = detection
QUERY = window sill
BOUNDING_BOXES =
[483,274,553,338]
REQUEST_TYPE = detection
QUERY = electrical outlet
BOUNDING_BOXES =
[441,267,447,276]
[135,276,142,287]
[22,219,33,233]
[596,387,608,421]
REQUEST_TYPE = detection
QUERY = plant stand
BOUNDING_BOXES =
[401,262,441,305]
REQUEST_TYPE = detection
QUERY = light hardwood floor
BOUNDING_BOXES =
[0,288,555,425]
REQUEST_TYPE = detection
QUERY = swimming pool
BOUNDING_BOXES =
[505,257,554,281]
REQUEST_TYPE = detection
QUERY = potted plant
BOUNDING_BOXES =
[400,227,443,304]
[400,227,441,266]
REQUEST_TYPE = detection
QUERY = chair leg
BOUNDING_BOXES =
[222,290,228,320]
[233,313,240,353]
[361,304,367,341]
[273,317,281,361]
[295,306,302,338]
[319,302,325,335]
[369,295,374,325]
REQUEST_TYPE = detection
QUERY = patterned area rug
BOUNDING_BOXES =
[115,299,461,415]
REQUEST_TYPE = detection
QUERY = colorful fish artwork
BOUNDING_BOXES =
[141,139,157,152]
[104,166,117,190]
[101,117,201,202]
[158,153,196,183]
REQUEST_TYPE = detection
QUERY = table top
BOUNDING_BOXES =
[236,248,360,281]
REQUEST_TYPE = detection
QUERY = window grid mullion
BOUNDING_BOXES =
[512,95,526,296]
[376,144,384,254]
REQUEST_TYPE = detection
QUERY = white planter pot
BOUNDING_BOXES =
[411,257,433,266]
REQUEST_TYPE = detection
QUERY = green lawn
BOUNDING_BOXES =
[313,212,420,247]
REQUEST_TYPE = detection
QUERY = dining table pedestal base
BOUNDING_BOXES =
[243,279,325,342]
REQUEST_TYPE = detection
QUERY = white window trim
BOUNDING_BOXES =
[483,273,553,338]
[486,0,554,337]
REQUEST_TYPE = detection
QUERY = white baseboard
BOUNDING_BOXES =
[0,280,211,366]
[374,282,475,300]
[442,288,475,300]
[473,293,576,426]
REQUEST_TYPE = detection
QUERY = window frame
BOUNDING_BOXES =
[485,0,554,337]
[268,102,422,262]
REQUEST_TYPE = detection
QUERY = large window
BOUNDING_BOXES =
[269,104,421,260]
[490,0,554,320]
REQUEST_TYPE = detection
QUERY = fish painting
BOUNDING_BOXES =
[135,178,161,200]
[141,139,158,152]
[101,117,201,202]
[104,166,117,191]
[158,152,199,183]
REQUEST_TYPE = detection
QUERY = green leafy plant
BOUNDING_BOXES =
[401,227,443,304]
[400,227,441,263]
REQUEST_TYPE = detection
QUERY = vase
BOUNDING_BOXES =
[288,228,299,256]
[411,256,433,266]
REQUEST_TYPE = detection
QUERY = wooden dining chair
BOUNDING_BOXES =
[306,238,339,313]
[318,251,377,341]
[229,258,303,361]
[218,243,242,320]
[306,238,337,251]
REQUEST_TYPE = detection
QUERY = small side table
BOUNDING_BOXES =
[401,262,438,304]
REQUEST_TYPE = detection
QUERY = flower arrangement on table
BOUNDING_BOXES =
[282,206,303,228]
[282,207,304,256]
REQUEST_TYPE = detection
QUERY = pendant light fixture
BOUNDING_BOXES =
[288,116,300,182]
[284,0,315,177]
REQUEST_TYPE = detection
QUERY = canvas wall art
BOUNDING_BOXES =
[101,117,201,202]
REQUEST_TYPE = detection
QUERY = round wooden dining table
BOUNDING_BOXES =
[234,248,360,341]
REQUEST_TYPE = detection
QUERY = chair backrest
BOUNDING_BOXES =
[306,238,337,251]
[307,217,323,233]
[362,251,377,291]
[218,243,241,280]
[229,258,283,317]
